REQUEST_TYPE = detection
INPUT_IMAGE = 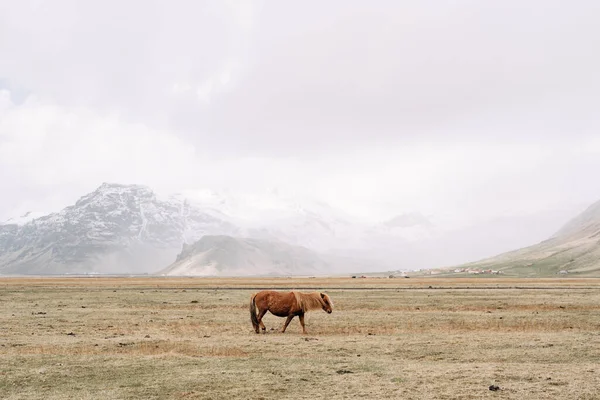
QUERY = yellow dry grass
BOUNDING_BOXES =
[1,277,600,399]
[2,275,598,288]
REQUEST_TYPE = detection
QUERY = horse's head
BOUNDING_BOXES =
[320,292,333,314]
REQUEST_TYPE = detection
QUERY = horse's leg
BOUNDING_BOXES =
[257,308,268,333]
[259,318,266,332]
[281,315,294,333]
[298,313,307,334]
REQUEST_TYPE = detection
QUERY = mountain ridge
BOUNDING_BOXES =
[456,200,600,276]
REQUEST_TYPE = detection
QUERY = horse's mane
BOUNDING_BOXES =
[292,291,332,312]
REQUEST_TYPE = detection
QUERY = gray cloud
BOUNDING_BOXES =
[1,0,600,230]
[178,1,600,154]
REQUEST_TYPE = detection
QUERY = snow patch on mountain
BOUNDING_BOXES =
[2,211,47,226]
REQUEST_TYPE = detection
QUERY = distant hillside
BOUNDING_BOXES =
[157,235,331,276]
[460,200,600,277]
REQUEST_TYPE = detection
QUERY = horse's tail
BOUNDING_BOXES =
[250,293,259,332]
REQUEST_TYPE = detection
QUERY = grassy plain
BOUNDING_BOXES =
[1,277,600,399]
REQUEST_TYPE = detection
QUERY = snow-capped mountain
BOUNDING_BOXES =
[0,183,238,274]
[0,182,439,275]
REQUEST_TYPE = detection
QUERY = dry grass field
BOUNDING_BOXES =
[1,277,600,399]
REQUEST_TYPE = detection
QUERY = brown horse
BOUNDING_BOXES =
[250,290,333,334]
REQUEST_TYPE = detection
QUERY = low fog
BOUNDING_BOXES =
[1,1,599,271]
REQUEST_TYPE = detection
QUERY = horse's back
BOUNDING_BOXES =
[254,290,298,317]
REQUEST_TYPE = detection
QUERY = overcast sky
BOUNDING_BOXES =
[1,0,599,226]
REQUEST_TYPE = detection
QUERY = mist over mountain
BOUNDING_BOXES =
[0,183,376,275]
[0,182,578,275]
[158,235,330,276]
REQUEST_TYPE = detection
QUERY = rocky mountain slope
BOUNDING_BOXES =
[0,183,238,274]
[459,200,600,276]
[158,235,330,276]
